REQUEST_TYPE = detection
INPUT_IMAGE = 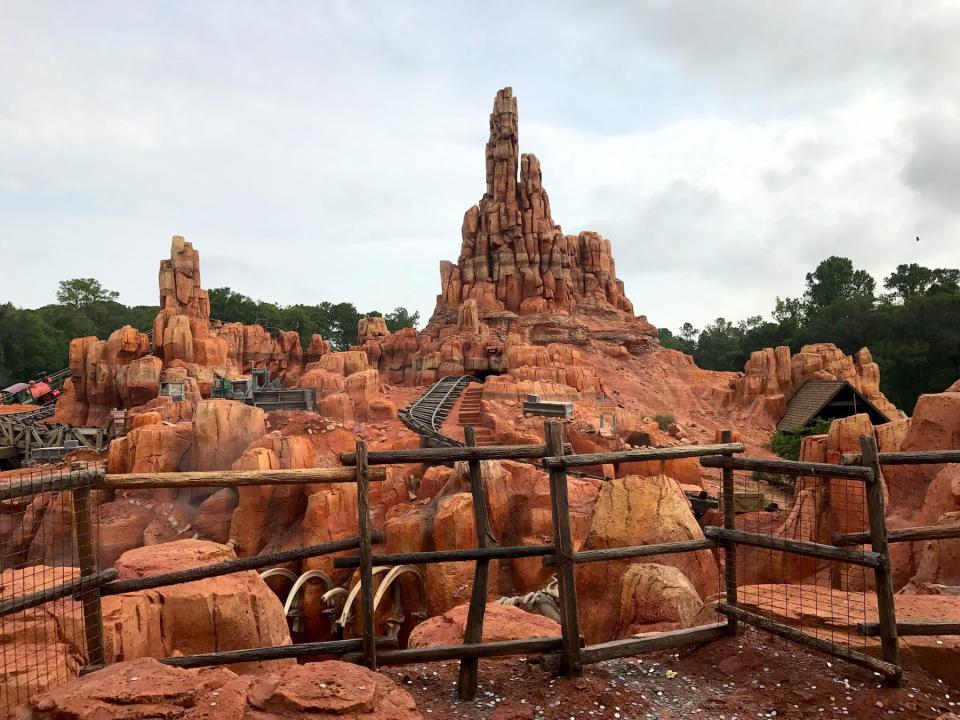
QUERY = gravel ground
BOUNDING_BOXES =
[381,631,959,719]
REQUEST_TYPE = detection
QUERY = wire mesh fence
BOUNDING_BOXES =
[719,466,873,657]
[0,463,98,713]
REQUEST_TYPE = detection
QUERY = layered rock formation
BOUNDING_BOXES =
[360,87,659,393]
[724,343,900,424]
[53,236,330,426]
[433,88,635,320]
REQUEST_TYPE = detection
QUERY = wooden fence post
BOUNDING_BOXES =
[72,474,105,669]
[458,426,498,700]
[545,420,582,676]
[860,434,901,686]
[355,440,377,669]
[720,429,738,636]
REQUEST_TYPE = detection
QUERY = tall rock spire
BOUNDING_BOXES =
[433,87,638,324]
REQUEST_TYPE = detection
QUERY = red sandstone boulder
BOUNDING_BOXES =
[574,474,719,643]
[192,399,267,470]
[407,603,560,648]
[101,540,291,673]
[14,657,423,720]
[615,563,705,636]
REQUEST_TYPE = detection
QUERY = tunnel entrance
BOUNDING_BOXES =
[472,368,501,382]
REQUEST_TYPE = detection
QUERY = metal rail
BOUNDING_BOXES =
[398,375,475,447]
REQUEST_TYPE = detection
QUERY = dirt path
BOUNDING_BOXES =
[381,631,958,719]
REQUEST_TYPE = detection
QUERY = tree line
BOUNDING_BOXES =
[658,257,960,413]
[0,278,419,386]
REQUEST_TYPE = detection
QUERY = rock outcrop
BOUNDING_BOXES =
[573,474,719,642]
[101,540,291,673]
[359,87,659,392]
[724,343,900,425]
[53,237,329,427]
[407,603,560,648]
[433,88,635,319]
[15,657,423,720]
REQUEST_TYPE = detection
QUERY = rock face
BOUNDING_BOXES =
[15,657,423,720]
[359,87,659,390]
[101,540,291,673]
[53,236,330,427]
[574,474,720,642]
[724,343,900,425]
[407,603,560,648]
[434,87,634,319]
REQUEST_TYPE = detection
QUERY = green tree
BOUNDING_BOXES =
[804,256,876,309]
[884,264,960,302]
[55,278,120,309]
[383,307,421,332]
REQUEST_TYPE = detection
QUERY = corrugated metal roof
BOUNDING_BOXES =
[776,380,847,432]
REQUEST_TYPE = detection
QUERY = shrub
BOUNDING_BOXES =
[654,412,675,431]
[769,417,833,461]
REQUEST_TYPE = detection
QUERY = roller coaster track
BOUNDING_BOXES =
[398,375,475,448]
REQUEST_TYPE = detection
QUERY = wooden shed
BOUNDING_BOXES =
[776,380,889,432]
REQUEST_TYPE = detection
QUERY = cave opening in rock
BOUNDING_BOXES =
[472,368,501,382]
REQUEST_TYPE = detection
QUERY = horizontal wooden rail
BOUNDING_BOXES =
[842,450,960,466]
[859,621,960,637]
[0,569,118,618]
[100,534,381,596]
[834,523,960,547]
[0,467,101,501]
[541,443,744,469]
[334,543,556,569]
[579,623,727,664]
[703,527,884,569]
[100,466,385,489]
[159,637,399,668]
[340,443,571,466]
[717,603,899,679]
[543,538,717,567]
[344,636,565,665]
[700,455,874,481]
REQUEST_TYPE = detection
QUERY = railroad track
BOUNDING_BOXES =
[398,375,476,448]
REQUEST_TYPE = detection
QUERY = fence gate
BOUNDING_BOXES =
[701,435,901,685]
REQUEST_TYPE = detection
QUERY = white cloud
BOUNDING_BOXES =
[0,1,957,334]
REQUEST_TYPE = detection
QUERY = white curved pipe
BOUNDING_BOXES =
[282,570,333,616]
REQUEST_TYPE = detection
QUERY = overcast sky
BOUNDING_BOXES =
[2,1,959,332]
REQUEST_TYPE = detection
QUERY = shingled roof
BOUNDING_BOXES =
[776,380,889,432]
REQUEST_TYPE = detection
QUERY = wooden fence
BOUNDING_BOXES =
[3,422,932,703]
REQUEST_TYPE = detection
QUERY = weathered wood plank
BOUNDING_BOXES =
[834,523,960,546]
[346,637,564,665]
[861,434,902,686]
[860,621,960,637]
[541,443,744,469]
[355,440,377,670]
[842,450,960,466]
[542,539,717,566]
[340,443,571,466]
[100,466,383,488]
[547,419,583,677]
[100,534,378,595]
[580,623,727,664]
[703,527,884,568]
[700,454,873,481]
[159,637,398,668]
[334,544,556,568]
[458,426,497,700]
